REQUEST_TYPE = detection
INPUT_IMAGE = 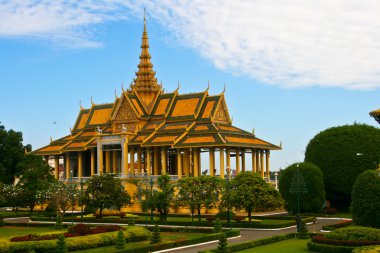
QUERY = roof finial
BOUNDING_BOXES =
[91,96,95,106]
[143,8,147,32]
[206,81,210,91]
[223,83,226,94]
[115,89,119,99]
[50,136,53,143]
[79,100,84,110]
[121,82,125,92]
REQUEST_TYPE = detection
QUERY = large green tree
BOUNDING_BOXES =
[222,172,284,222]
[351,170,380,228]
[279,162,325,213]
[84,174,131,217]
[154,174,175,222]
[17,154,56,212]
[0,123,31,184]
[176,175,222,222]
[304,123,380,209]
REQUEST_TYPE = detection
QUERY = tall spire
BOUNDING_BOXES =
[131,9,161,93]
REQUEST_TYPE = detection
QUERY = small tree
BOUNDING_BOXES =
[221,172,284,222]
[151,224,161,244]
[213,218,222,233]
[115,230,126,249]
[351,170,380,228]
[56,234,67,253]
[154,174,175,222]
[16,154,55,213]
[84,174,131,218]
[176,176,222,222]
[217,232,230,253]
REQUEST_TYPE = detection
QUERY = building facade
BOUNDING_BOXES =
[33,17,281,186]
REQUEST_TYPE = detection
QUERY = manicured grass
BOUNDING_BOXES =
[330,213,352,219]
[0,226,66,240]
[72,232,208,252]
[235,239,312,253]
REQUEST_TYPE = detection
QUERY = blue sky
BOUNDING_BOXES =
[0,1,379,171]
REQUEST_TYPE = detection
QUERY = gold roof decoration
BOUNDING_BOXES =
[370,108,380,124]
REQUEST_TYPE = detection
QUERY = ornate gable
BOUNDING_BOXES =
[112,95,139,133]
[213,99,230,123]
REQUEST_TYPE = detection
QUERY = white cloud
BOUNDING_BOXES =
[1,0,380,89]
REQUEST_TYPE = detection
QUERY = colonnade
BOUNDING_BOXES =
[45,146,271,182]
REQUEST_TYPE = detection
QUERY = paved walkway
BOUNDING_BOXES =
[4,216,348,253]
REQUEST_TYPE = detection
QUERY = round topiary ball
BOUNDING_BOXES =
[351,170,380,228]
[279,162,325,213]
[304,124,380,209]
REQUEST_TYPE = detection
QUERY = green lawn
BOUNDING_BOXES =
[0,226,66,240]
[235,239,313,253]
[72,232,208,253]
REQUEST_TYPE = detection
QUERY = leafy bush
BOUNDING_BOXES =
[325,226,380,241]
[115,230,126,249]
[68,224,91,235]
[216,210,235,220]
[351,170,380,228]
[304,123,380,209]
[279,162,325,213]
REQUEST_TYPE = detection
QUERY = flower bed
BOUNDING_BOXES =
[10,224,124,242]
[2,226,150,252]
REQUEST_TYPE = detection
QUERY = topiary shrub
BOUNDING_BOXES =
[56,234,67,253]
[325,226,380,241]
[298,220,309,239]
[0,214,4,227]
[115,230,126,249]
[279,162,325,213]
[151,224,161,244]
[217,232,231,253]
[305,123,380,209]
[351,170,380,228]
[213,218,222,233]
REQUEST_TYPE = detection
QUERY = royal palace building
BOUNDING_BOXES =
[33,17,281,186]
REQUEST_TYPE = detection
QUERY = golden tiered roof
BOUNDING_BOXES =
[33,17,280,156]
[370,108,380,124]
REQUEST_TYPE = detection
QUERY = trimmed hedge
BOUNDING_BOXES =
[311,235,380,247]
[307,241,355,253]
[0,226,150,252]
[322,220,352,231]
[199,233,296,253]
[351,170,380,228]
[353,246,380,253]
[304,124,380,209]
[116,229,240,253]
[279,162,325,213]
[31,216,315,229]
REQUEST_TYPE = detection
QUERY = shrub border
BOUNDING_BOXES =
[307,241,355,253]
[322,220,352,231]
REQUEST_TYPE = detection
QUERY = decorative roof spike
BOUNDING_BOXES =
[280,141,282,148]
[91,96,95,106]
[205,81,210,92]
[115,89,119,99]
[69,127,73,134]
[252,128,255,136]
[50,136,53,143]
[130,10,161,93]
[121,82,125,92]
[79,100,84,110]
[222,83,226,94]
